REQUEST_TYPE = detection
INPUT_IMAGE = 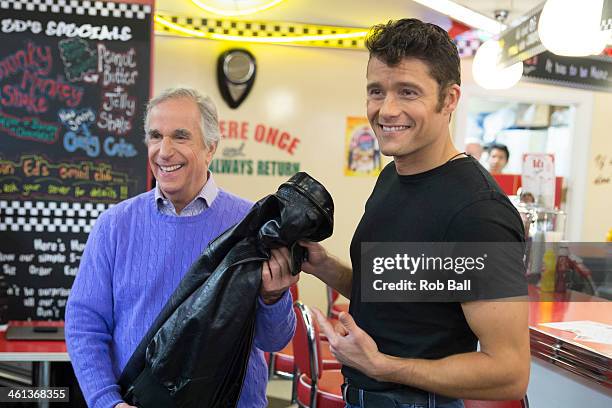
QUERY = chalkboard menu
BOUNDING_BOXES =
[0,0,152,320]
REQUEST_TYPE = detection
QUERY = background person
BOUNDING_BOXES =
[464,137,483,160]
[487,143,510,175]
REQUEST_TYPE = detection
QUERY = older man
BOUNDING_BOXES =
[66,87,297,408]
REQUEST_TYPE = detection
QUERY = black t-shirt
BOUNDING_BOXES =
[344,156,526,391]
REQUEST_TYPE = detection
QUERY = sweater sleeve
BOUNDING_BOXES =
[253,290,296,352]
[65,212,123,408]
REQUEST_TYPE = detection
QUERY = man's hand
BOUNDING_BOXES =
[313,300,530,399]
[298,241,353,299]
[261,247,299,304]
[115,403,136,408]
[298,240,330,276]
[311,307,384,378]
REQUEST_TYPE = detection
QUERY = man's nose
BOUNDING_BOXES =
[159,136,174,157]
[379,95,401,118]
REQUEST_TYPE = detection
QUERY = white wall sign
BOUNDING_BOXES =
[522,153,556,209]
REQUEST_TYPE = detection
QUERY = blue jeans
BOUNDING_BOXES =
[346,397,464,408]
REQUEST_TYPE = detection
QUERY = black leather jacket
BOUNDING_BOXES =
[118,172,334,408]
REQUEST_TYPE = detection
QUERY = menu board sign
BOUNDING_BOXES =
[498,4,545,68]
[500,1,612,69]
[602,0,612,30]
[0,0,152,320]
[523,51,612,92]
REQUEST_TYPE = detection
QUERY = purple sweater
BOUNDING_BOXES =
[65,189,296,408]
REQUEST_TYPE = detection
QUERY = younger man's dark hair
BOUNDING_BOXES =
[489,143,510,161]
[365,18,461,110]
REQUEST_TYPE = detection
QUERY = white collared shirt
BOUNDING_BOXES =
[155,173,219,216]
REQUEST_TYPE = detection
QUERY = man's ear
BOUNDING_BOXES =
[442,84,461,114]
[205,142,218,163]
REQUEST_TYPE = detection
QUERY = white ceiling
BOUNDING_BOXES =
[454,0,543,25]
[155,0,546,30]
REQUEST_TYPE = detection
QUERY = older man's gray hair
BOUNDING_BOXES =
[144,87,221,147]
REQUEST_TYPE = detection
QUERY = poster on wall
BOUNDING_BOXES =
[0,0,153,320]
[521,153,556,209]
[344,117,381,177]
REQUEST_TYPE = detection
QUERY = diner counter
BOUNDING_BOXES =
[528,286,611,388]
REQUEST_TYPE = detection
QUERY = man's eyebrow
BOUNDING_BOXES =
[173,128,192,137]
[396,81,424,93]
[147,129,161,136]
[366,81,424,93]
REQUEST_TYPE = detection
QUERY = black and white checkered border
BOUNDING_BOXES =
[0,200,113,233]
[157,14,367,49]
[0,0,152,20]
[455,38,481,58]
[602,18,612,31]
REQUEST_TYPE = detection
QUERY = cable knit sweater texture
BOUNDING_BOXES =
[65,189,296,408]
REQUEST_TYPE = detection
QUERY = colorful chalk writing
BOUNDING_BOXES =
[57,108,95,132]
[0,42,52,81]
[97,110,132,134]
[0,161,16,176]
[35,155,128,184]
[21,70,83,106]
[0,154,135,202]
[1,18,43,35]
[101,86,136,115]
[0,71,84,114]
[0,111,59,143]
[98,85,136,135]
[59,108,100,157]
[98,44,138,87]
[0,0,152,321]
[103,137,137,157]
[58,38,97,82]
[58,109,138,158]
[46,21,133,41]
[63,124,100,157]
[0,84,46,113]
[2,235,87,320]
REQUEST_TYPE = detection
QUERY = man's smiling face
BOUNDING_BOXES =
[146,97,215,210]
[366,57,451,162]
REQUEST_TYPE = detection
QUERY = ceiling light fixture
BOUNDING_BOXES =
[472,39,523,89]
[411,0,506,34]
[154,15,368,44]
[538,0,609,56]
[191,0,286,17]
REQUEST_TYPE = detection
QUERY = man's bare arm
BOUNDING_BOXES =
[299,241,353,299]
[314,299,530,400]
